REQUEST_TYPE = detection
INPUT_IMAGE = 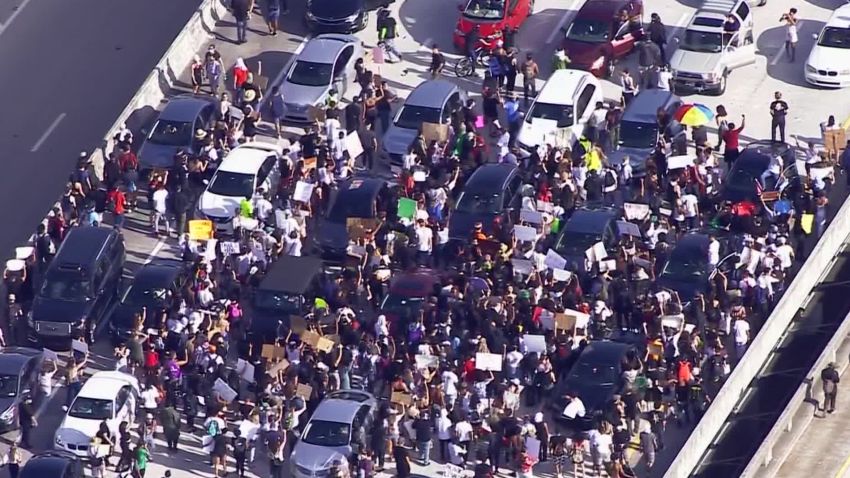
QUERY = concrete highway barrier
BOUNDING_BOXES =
[664,195,850,478]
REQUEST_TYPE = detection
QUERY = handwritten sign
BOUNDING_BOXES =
[624,202,651,221]
[269,359,290,376]
[301,330,321,349]
[188,219,214,241]
[415,355,439,369]
[511,258,534,275]
[520,209,543,224]
[221,241,240,256]
[261,344,286,360]
[317,336,335,353]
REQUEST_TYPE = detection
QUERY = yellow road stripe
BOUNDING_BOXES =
[835,451,850,478]
[843,116,850,131]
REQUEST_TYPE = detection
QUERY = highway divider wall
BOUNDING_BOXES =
[664,195,850,478]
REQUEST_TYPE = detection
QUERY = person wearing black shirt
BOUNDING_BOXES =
[300,128,319,158]
[17,397,35,449]
[345,97,364,133]
[465,25,481,73]
[722,14,740,45]
[429,45,445,78]
[769,91,789,143]
[822,362,840,413]
[394,441,412,477]
[647,13,668,63]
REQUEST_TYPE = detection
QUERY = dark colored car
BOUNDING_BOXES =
[29,227,125,346]
[316,178,397,259]
[0,347,43,432]
[656,233,738,300]
[305,0,380,32]
[553,207,620,270]
[561,0,644,77]
[109,263,187,344]
[138,95,217,171]
[250,255,325,345]
[380,269,439,328]
[20,451,83,478]
[552,340,635,430]
[448,164,522,241]
[722,140,798,202]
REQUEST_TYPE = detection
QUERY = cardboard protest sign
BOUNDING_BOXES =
[523,334,546,354]
[307,105,326,123]
[293,181,315,203]
[422,122,449,143]
[345,131,364,159]
[514,225,537,242]
[296,383,313,400]
[290,316,308,333]
[269,359,290,376]
[397,198,417,220]
[415,354,439,369]
[188,220,214,241]
[239,361,255,382]
[213,378,238,402]
[391,391,413,406]
[261,344,286,360]
[43,349,59,362]
[544,249,567,270]
[301,330,321,348]
[317,336,336,353]
[661,314,684,329]
[475,352,502,371]
[624,202,651,221]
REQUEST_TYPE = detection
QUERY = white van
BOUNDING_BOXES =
[670,0,756,95]
[517,69,603,155]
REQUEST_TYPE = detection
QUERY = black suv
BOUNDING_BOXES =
[553,206,621,270]
[20,451,83,478]
[29,227,125,345]
[448,163,522,241]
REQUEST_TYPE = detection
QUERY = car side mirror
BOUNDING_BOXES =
[812,33,818,40]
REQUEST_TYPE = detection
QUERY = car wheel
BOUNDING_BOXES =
[715,73,727,96]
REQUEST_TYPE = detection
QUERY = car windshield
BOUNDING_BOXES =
[122,284,169,307]
[288,61,333,87]
[302,419,351,447]
[570,361,618,385]
[254,289,301,313]
[380,294,425,316]
[526,102,574,128]
[619,120,658,149]
[680,30,723,53]
[41,276,90,302]
[463,0,504,19]
[148,119,192,146]
[556,231,602,256]
[68,397,114,420]
[818,27,850,49]
[207,171,255,198]
[662,253,706,282]
[395,105,442,131]
[565,19,610,43]
[0,375,18,398]
[726,166,761,191]
[455,191,502,214]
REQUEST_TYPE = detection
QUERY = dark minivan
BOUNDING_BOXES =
[316,178,397,259]
[448,164,522,241]
[553,207,620,270]
[29,227,125,345]
[109,263,187,344]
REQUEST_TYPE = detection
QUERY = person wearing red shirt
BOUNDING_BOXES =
[722,114,746,168]
[107,186,127,230]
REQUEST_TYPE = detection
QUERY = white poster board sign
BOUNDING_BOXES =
[514,225,537,242]
[523,334,547,354]
[293,181,315,203]
[544,249,567,270]
[624,202,651,221]
[475,352,502,371]
[213,378,238,402]
[71,339,88,355]
[344,131,364,159]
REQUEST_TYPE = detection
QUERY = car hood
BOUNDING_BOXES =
[518,118,561,149]
[198,192,242,219]
[672,50,720,75]
[317,220,349,251]
[563,40,604,65]
[382,124,418,156]
[567,382,617,413]
[292,441,351,471]
[281,81,327,108]
[31,297,89,323]
[657,275,704,299]
[807,45,850,71]
[607,146,650,170]
[57,416,102,445]
[112,303,141,329]
[448,210,495,240]
[138,141,179,170]
[309,0,361,19]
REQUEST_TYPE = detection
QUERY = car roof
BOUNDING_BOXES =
[259,255,324,293]
[564,208,618,235]
[131,263,183,289]
[218,143,281,174]
[160,95,214,123]
[0,347,41,372]
[311,397,367,423]
[336,178,385,202]
[52,227,114,268]
[578,340,632,363]
[826,4,850,28]
[577,0,632,18]
[622,90,679,123]
[77,371,137,399]
[21,452,77,477]
[537,69,596,104]
[464,164,517,192]
[299,34,355,64]
[698,0,741,17]
[406,80,457,107]
[389,269,438,296]
[673,233,711,254]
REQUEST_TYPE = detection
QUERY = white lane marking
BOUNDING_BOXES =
[771,21,802,66]
[143,237,167,265]
[257,35,310,112]
[546,0,582,45]
[0,0,32,38]
[30,113,66,152]
[421,37,433,51]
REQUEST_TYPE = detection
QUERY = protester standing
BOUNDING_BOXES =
[822,362,841,414]
[230,0,253,44]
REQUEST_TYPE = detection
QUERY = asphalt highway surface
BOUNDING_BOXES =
[0,0,202,256]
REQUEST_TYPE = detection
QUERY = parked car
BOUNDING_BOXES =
[197,142,283,231]
[804,3,850,88]
[452,0,534,50]
[109,263,187,344]
[553,207,620,270]
[380,269,439,327]
[448,163,522,240]
[606,89,686,177]
[0,347,43,432]
[552,341,636,430]
[20,451,83,478]
[138,95,217,171]
[657,233,738,300]
[305,0,377,32]
[281,34,362,122]
[290,390,377,477]
[721,140,798,202]
[382,80,466,164]
[561,0,644,77]
[316,178,398,259]
[54,371,139,457]
[29,227,125,346]
[517,69,603,155]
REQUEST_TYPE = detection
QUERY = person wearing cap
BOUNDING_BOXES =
[821,362,840,414]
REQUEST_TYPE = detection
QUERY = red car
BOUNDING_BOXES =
[452,0,534,50]
[561,0,644,77]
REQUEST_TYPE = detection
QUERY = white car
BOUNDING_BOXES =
[197,142,283,230]
[54,371,139,457]
[517,69,603,155]
[805,4,850,88]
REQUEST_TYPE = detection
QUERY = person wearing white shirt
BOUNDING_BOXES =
[775,237,794,269]
[733,317,751,360]
[283,231,302,256]
[707,235,720,267]
[253,191,274,224]
[415,220,432,266]
[760,153,784,188]
[436,409,453,461]
[681,190,699,229]
[324,116,341,143]
[505,347,524,380]
[151,186,171,236]
[141,384,160,413]
[563,394,586,419]
[442,369,459,405]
